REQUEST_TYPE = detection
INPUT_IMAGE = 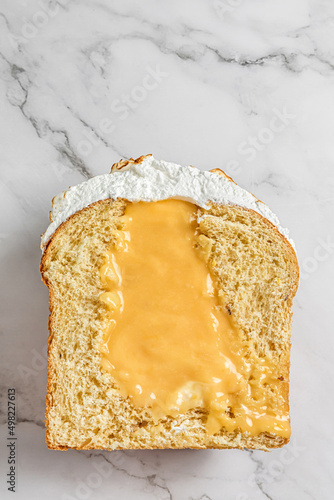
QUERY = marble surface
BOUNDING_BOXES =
[1,0,334,498]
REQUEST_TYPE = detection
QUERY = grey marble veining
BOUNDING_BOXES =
[1,0,334,499]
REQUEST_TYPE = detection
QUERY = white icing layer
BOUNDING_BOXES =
[41,155,295,250]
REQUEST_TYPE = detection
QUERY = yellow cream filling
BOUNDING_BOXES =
[99,199,289,437]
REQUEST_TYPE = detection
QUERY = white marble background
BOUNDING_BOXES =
[1,0,334,499]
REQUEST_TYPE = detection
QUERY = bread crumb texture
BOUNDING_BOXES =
[40,198,299,451]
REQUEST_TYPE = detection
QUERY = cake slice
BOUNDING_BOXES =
[40,155,299,451]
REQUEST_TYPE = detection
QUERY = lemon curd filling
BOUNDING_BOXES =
[98,199,290,437]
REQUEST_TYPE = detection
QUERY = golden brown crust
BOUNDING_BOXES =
[46,440,288,451]
[110,154,151,173]
[209,168,237,186]
[41,157,298,451]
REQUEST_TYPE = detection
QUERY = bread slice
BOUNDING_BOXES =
[40,156,299,451]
